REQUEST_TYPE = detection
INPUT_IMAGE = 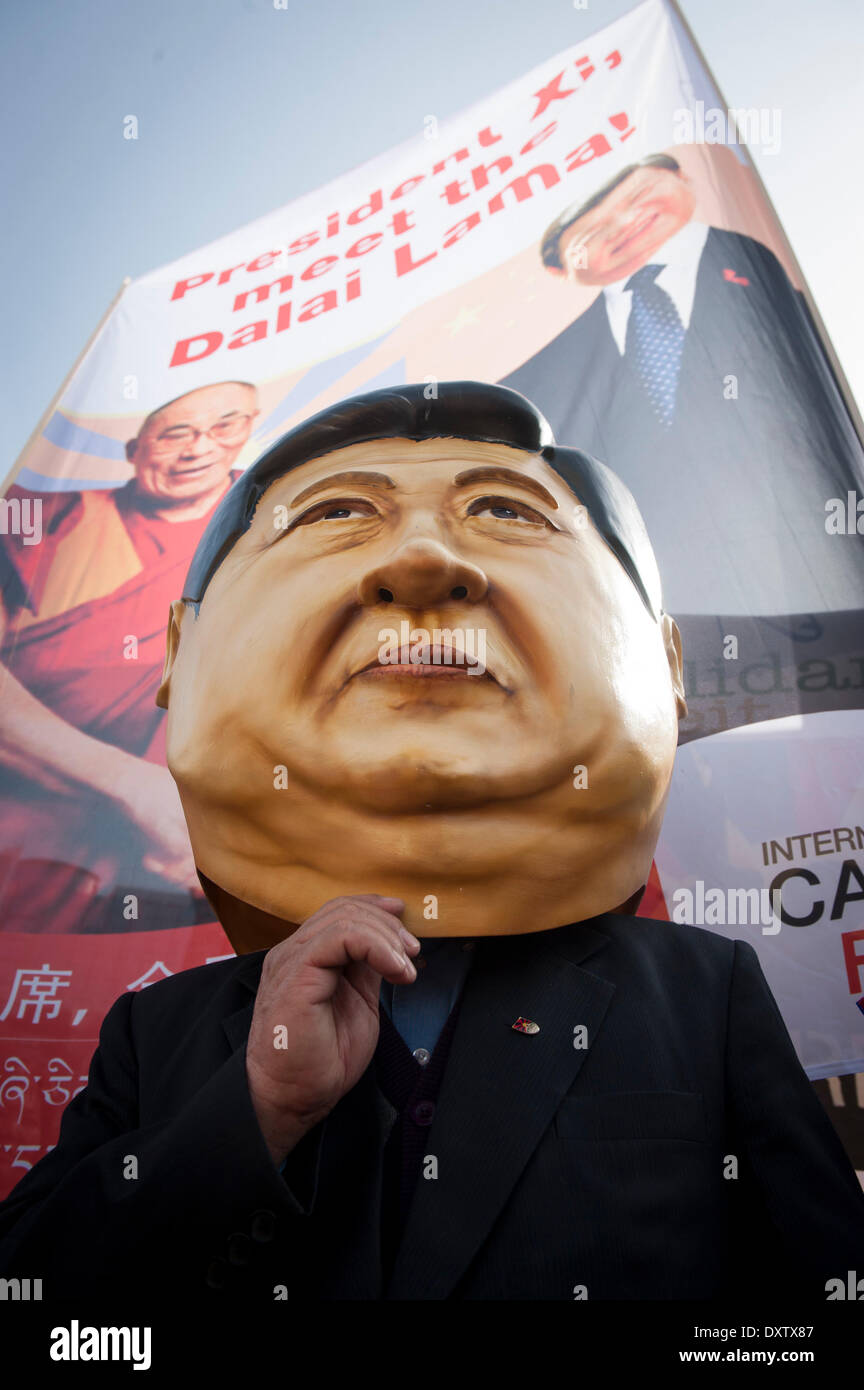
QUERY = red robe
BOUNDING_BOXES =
[0,477,238,933]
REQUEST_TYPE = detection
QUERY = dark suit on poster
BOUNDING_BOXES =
[1,915,862,1302]
[502,227,864,619]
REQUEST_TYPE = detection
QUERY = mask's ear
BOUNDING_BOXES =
[155,599,189,710]
[661,612,688,720]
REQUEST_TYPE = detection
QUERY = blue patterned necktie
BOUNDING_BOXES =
[624,263,686,428]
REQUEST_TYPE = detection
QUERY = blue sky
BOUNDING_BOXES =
[2,0,862,468]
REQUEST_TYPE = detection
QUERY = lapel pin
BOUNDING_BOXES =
[511,1016,540,1034]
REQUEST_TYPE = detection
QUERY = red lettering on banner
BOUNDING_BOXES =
[520,121,558,155]
[608,110,635,141]
[440,179,472,207]
[167,103,639,336]
[394,241,437,276]
[347,190,383,224]
[565,134,612,170]
[346,233,382,258]
[391,175,425,200]
[301,256,339,281]
[217,263,247,286]
[389,208,415,236]
[531,71,576,120]
[842,929,864,993]
[228,321,267,349]
[169,332,222,366]
[233,275,293,312]
[471,156,514,191]
[431,148,469,176]
[298,290,338,322]
[245,251,282,274]
[171,273,213,301]
[286,231,320,256]
[488,164,560,214]
[442,213,481,248]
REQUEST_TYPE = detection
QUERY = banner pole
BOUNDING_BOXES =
[666,0,864,447]
[0,276,132,497]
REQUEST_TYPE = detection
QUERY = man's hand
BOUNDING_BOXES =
[245,894,419,1166]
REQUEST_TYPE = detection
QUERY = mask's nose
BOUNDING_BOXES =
[358,537,488,608]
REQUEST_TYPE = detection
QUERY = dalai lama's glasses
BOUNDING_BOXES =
[150,414,255,453]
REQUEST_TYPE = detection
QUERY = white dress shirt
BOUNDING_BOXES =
[602,220,710,356]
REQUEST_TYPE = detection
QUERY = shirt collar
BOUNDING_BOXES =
[602,220,709,353]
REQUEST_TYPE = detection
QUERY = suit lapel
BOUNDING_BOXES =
[574,295,655,449]
[385,920,615,1300]
[221,951,265,1053]
[680,227,751,378]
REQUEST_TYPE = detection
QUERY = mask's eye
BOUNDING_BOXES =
[466,495,551,527]
[291,498,379,527]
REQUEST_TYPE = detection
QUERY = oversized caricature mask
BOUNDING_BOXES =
[156,383,687,951]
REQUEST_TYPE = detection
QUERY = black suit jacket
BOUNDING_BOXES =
[1,915,862,1301]
[501,227,864,618]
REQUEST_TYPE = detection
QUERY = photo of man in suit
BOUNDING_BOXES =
[501,154,864,621]
[1,382,861,1303]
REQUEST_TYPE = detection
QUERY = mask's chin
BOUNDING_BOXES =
[197,866,652,958]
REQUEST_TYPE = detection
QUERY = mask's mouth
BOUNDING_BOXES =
[354,642,494,682]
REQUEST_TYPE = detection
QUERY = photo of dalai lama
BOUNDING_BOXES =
[0,380,259,933]
[501,153,864,621]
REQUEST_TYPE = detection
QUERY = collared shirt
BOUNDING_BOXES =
[379,936,475,1063]
[278,937,474,1176]
[602,219,710,355]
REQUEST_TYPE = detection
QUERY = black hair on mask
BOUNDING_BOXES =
[181,381,663,621]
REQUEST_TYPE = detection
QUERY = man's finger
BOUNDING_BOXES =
[305,921,417,983]
[338,893,405,910]
[296,899,411,951]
